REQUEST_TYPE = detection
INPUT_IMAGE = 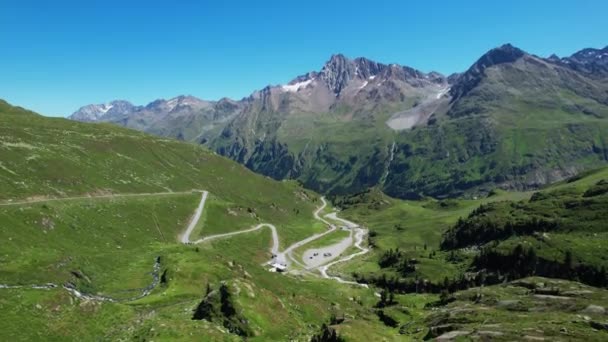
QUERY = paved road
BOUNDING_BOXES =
[302,230,353,268]
[276,198,338,266]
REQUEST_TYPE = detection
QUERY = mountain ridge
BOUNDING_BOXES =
[69,43,608,199]
[69,43,608,120]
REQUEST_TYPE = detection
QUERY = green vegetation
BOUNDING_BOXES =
[421,277,608,341]
[0,100,407,341]
[192,282,253,337]
[3,98,608,341]
[328,168,608,339]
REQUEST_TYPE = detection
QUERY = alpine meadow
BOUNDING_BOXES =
[2,1,608,341]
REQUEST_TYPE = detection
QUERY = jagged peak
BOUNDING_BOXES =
[326,53,349,64]
[320,54,391,95]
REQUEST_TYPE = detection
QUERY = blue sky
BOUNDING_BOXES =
[1,0,607,116]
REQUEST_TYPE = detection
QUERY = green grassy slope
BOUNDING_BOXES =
[0,100,326,246]
[330,168,608,339]
[0,100,407,341]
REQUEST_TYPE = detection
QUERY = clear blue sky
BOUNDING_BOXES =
[1,0,607,116]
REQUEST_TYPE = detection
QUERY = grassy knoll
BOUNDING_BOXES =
[0,100,327,246]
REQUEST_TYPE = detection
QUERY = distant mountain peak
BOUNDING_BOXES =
[317,54,393,95]
[144,95,209,112]
[320,54,358,95]
[551,45,608,79]
[69,100,137,122]
[475,44,526,69]
[328,53,348,63]
[449,44,527,101]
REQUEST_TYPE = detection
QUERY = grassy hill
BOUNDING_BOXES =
[0,100,399,341]
[331,168,608,339]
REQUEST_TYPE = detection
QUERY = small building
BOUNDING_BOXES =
[270,262,287,273]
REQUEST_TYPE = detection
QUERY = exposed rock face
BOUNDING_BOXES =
[319,54,389,95]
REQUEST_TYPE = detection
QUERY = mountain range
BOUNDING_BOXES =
[70,44,608,199]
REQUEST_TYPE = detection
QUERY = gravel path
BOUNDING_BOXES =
[185,197,337,268]
[0,190,199,207]
[180,191,209,243]
[316,213,370,287]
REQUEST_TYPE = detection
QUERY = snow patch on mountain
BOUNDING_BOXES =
[99,104,113,113]
[281,79,313,92]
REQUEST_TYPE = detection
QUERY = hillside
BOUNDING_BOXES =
[70,44,608,200]
[4,99,608,340]
[0,100,397,341]
[332,168,608,340]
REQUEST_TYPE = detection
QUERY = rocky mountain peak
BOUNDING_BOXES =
[319,54,403,95]
[449,44,527,100]
[474,44,526,70]
[144,95,209,112]
[353,57,387,79]
[320,54,359,95]
[570,47,608,60]
[69,100,137,122]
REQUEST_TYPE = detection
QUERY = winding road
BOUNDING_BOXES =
[1,190,371,301]
[312,212,370,287]
[181,196,339,269]
[182,194,370,286]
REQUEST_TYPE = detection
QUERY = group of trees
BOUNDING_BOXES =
[378,248,403,268]
[442,216,559,250]
[377,248,417,276]
[192,282,252,337]
[359,242,608,296]
[352,271,488,294]
[310,324,344,342]
[473,245,608,288]
[375,289,396,308]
